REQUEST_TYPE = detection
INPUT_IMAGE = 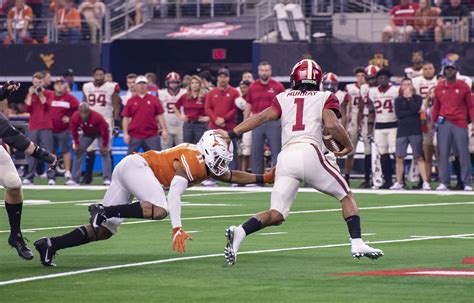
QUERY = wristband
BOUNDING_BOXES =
[256,174,264,184]
[228,129,237,140]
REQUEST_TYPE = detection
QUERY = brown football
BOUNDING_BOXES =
[322,131,345,153]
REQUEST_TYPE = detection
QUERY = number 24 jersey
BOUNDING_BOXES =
[368,85,400,124]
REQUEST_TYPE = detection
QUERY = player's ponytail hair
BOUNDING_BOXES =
[187,75,205,100]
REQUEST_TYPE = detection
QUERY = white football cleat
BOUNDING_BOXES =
[464,186,472,191]
[422,182,431,191]
[103,179,111,186]
[65,179,79,186]
[22,179,32,186]
[48,179,56,186]
[224,226,237,266]
[351,241,384,260]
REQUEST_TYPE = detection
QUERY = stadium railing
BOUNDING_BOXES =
[256,14,471,43]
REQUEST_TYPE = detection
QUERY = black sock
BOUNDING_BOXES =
[345,215,362,239]
[344,174,350,182]
[51,226,90,251]
[381,154,392,185]
[5,202,22,239]
[241,216,262,236]
[104,202,144,219]
[364,155,371,183]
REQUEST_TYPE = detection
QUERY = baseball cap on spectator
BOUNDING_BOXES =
[135,75,148,84]
[63,68,74,77]
[217,68,230,77]
[441,58,458,70]
[240,80,251,86]
[55,78,65,84]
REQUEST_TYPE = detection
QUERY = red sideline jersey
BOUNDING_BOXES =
[50,92,80,133]
[205,86,239,130]
[24,89,54,131]
[122,93,164,139]
[70,110,110,148]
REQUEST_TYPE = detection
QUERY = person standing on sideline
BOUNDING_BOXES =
[246,62,285,177]
[122,75,168,154]
[236,80,252,173]
[23,72,55,185]
[50,78,79,184]
[69,103,111,186]
[172,75,208,144]
[431,60,473,191]
[121,73,137,106]
[391,78,431,190]
[204,68,239,185]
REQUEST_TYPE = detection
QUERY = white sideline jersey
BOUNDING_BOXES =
[345,83,363,114]
[273,90,340,149]
[412,76,437,99]
[335,90,349,106]
[83,82,120,121]
[158,88,186,126]
[404,67,423,79]
[368,85,400,124]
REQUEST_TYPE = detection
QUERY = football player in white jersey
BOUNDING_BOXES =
[159,72,187,149]
[80,67,121,185]
[412,62,437,185]
[344,67,373,187]
[322,72,348,126]
[366,69,399,189]
[404,50,424,79]
[219,59,383,266]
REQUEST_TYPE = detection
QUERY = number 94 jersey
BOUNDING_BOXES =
[272,90,341,150]
[83,82,121,121]
[368,85,400,124]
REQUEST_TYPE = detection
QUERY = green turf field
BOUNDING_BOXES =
[0,188,473,302]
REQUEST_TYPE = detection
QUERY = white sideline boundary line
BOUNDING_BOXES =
[0,201,472,234]
[0,233,472,286]
[8,185,474,195]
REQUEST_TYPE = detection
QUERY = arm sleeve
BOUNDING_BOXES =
[100,119,110,147]
[324,93,341,118]
[155,98,164,115]
[204,94,218,121]
[270,96,282,119]
[167,175,189,228]
[223,95,237,122]
[175,95,184,109]
[431,91,440,125]
[70,116,80,145]
[69,94,80,115]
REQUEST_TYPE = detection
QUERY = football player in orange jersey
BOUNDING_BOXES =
[33,130,275,266]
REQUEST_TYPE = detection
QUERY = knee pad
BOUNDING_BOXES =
[2,172,22,189]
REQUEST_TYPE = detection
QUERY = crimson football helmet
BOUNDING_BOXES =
[290,59,323,90]
[364,65,380,79]
[165,72,181,88]
[322,72,339,93]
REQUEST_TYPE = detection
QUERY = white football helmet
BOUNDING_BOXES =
[197,130,234,176]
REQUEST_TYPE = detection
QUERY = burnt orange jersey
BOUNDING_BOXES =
[140,143,209,187]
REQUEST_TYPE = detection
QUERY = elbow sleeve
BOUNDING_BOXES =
[1,125,31,152]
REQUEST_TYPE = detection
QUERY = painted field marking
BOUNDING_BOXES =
[362,233,376,236]
[0,201,472,234]
[258,232,288,236]
[0,233,472,286]
[10,185,474,195]
[0,192,254,207]
[73,202,242,207]
[407,271,474,276]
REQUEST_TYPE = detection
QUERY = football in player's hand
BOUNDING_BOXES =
[322,130,345,153]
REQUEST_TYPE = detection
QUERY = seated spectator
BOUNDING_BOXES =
[69,102,111,186]
[127,0,143,26]
[274,0,306,41]
[78,0,105,43]
[414,0,439,41]
[382,0,419,42]
[391,78,431,190]
[435,0,470,43]
[122,75,168,154]
[3,0,33,45]
[54,0,81,43]
[172,75,209,144]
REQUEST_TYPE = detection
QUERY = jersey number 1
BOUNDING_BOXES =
[292,98,305,131]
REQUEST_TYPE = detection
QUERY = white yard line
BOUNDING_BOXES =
[8,185,474,195]
[0,201,472,234]
[0,192,253,207]
[258,232,288,236]
[0,233,472,286]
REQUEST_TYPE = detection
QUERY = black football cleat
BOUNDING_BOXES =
[34,237,56,267]
[88,203,107,236]
[8,235,34,260]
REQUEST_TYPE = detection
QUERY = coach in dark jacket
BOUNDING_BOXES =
[392,78,430,190]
